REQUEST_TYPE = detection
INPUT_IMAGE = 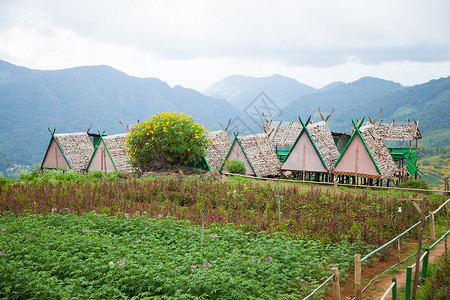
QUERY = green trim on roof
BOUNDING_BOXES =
[42,128,72,169]
[99,132,118,172]
[334,118,381,175]
[283,116,327,170]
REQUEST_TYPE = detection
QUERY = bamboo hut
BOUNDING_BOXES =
[86,133,133,173]
[220,133,281,177]
[41,129,94,171]
[263,120,303,146]
[281,117,340,180]
[333,119,398,184]
[204,130,232,172]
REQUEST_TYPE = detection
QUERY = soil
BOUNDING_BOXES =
[323,235,448,300]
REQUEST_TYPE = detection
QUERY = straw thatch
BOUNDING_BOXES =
[307,121,341,170]
[359,124,398,179]
[205,130,231,172]
[374,120,422,141]
[224,134,281,177]
[263,120,303,146]
[101,134,133,173]
[54,132,94,171]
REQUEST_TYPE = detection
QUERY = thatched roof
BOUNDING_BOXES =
[333,122,398,179]
[263,120,303,146]
[223,134,281,177]
[205,130,231,172]
[374,120,422,141]
[359,124,398,179]
[101,134,133,173]
[54,132,94,171]
[307,121,341,170]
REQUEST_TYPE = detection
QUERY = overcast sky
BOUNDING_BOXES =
[0,0,449,91]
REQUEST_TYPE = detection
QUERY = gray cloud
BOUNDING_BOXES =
[1,0,450,68]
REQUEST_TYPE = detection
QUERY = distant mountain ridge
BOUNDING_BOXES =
[0,60,242,174]
[203,74,317,110]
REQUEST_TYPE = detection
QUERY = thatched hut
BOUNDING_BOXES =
[220,133,281,177]
[263,120,303,146]
[86,133,133,173]
[204,130,232,172]
[374,120,422,141]
[333,120,398,181]
[281,118,340,175]
[41,129,94,171]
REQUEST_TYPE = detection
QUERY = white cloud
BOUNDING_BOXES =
[0,0,449,90]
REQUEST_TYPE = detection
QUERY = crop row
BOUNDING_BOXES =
[0,212,360,299]
[0,178,444,247]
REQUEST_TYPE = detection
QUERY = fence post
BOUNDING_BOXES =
[392,278,397,300]
[405,266,412,300]
[331,267,341,300]
[355,254,362,300]
[412,196,427,300]
[334,181,338,194]
[446,203,449,226]
[430,212,436,242]
[421,248,429,283]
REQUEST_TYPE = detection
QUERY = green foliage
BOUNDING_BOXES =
[0,173,13,185]
[224,159,246,174]
[416,256,450,299]
[126,112,210,167]
[398,179,430,190]
[16,168,125,184]
[0,212,359,299]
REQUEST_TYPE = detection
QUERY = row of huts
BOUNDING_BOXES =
[41,117,421,186]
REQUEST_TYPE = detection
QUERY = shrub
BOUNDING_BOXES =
[126,112,210,167]
[398,179,430,190]
[224,159,246,174]
[416,256,450,299]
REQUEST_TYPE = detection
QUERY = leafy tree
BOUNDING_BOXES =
[126,112,209,166]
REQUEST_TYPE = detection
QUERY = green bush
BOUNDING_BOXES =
[126,112,210,167]
[224,159,246,174]
[416,256,450,299]
[398,179,430,190]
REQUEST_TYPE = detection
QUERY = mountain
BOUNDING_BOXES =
[0,60,242,174]
[203,74,317,111]
[281,77,405,132]
[281,76,450,148]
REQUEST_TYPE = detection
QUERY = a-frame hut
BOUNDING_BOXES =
[86,133,133,173]
[281,117,340,180]
[333,119,398,184]
[41,129,94,171]
[204,130,232,172]
[220,133,281,177]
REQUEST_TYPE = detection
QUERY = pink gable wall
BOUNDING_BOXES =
[87,147,115,172]
[227,142,255,175]
[333,134,379,177]
[281,133,327,172]
[42,140,70,169]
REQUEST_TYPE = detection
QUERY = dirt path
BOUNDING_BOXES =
[327,236,447,300]
[368,237,447,300]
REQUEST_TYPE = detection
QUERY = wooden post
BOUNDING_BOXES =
[334,181,338,194]
[355,145,359,187]
[411,196,427,300]
[103,148,107,181]
[222,174,226,183]
[331,267,341,300]
[100,147,104,171]
[54,147,58,168]
[445,234,447,261]
[430,211,436,242]
[302,143,306,183]
[355,254,362,300]
[446,203,449,226]
[397,238,401,266]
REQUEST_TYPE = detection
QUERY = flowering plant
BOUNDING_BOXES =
[126,112,209,166]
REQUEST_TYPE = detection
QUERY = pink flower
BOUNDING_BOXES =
[0,228,5,232]
[265,256,272,262]
[0,251,5,256]
[202,262,211,270]
[51,207,57,212]
[82,229,89,233]
[191,264,197,272]
[211,233,218,238]
[117,259,125,267]
[26,235,31,239]
[66,208,72,212]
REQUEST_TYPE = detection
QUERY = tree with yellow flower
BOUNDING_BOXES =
[125,112,210,167]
